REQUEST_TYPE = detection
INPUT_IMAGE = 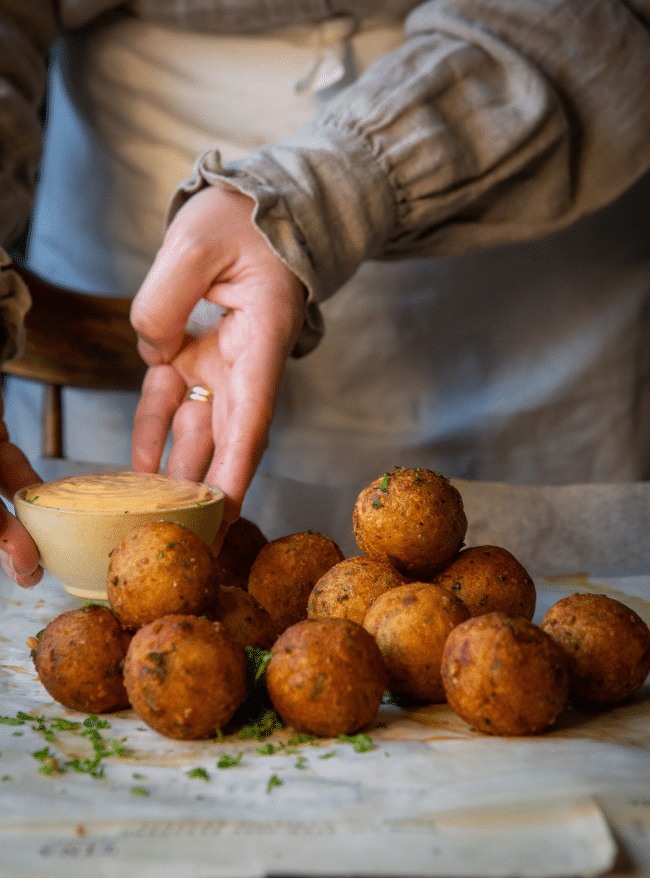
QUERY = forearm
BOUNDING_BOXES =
[170,0,650,325]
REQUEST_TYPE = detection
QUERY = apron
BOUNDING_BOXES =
[7,13,650,486]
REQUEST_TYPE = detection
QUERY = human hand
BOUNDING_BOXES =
[130,186,305,535]
[0,395,43,587]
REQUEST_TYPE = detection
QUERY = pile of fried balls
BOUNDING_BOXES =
[30,467,650,740]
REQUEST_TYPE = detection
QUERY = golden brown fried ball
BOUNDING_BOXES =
[123,614,247,739]
[248,531,344,634]
[363,581,469,702]
[308,556,407,625]
[107,521,218,630]
[215,517,268,590]
[441,613,569,736]
[353,468,467,580]
[266,617,386,737]
[206,585,278,650]
[32,605,131,713]
[541,592,650,706]
[432,545,536,620]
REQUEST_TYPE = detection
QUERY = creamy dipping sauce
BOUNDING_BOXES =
[22,471,216,512]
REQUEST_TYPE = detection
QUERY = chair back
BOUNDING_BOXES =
[2,267,146,458]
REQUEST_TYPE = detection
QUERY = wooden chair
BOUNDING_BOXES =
[1,264,147,458]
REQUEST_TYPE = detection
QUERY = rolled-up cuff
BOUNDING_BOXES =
[167,152,322,357]
[168,140,396,357]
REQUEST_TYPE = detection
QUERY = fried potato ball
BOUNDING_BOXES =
[206,585,278,650]
[432,545,536,620]
[248,531,344,634]
[353,468,467,580]
[123,614,247,739]
[107,521,218,630]
[441,613,569,736]
[32,605,131,714]
[308,556,407,625]
[266,617,386,737]
[541,593,650,706]
[363,581,470,702]
[215,517,268,590]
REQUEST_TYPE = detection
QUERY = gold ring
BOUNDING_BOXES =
[187,385,213,403]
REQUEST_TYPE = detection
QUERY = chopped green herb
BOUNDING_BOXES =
[319,751,336,759]
[130,787,149,797]
[83,715,110,730]
[267,774,283,793]
[244,646,273,681]
[379,474,390,492]
[66,716,129,778]
[217,752,243,768]
[32,747,63,775]
[187,767,210,781]
[31,746,52,762]
[286,733,318,747]
[24,714,55,741]
[0,716,25,726]
[338,733,375,753]
[295,756,308,770]
[69,756,103,779]
[238,709,283,740]
[256,742,275,756]
[50,718,81,732]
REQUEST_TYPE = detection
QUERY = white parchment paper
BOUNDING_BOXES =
[2,465,649,878]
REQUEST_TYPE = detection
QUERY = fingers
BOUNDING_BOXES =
[167,394,215,484]
[161,325,276,523]
[201,312,296,523]
[130,188,256,366]
[0,502,42,587]
[132,365,186,473]
[130,185,306,522]
[0,422,42,504]
[0,398,43,586]
[132,239,214,366]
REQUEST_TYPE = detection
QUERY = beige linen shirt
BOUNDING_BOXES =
[1,0,650,357]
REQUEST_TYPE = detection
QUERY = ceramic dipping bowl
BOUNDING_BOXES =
[14,471,225,601]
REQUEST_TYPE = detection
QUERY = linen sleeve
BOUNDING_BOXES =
[169,0,650,354]
[0,249,31,364]
[0,1,57,249]
[0,2,57,363]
